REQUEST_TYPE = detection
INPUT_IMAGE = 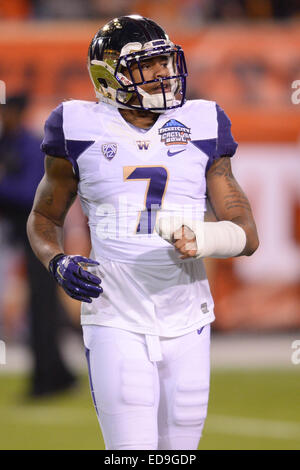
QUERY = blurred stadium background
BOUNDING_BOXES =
[0,0,300,450]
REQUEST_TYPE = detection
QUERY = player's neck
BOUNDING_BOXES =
[119,108,159,130]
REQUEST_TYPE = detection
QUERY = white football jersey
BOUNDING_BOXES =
[42,99,237,336]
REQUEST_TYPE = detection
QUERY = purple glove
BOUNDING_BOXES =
[49,254,103,303]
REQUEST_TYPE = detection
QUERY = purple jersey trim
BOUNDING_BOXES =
[191,105,238,174]
[191,138,217,174]
[214,103,238,159]
[85,347,99,416]
[41,103,95,179]
[66,140,95,179]
[41,104,68,157]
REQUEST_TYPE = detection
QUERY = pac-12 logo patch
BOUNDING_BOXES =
[159,119,191,146]
[102,143,117,160]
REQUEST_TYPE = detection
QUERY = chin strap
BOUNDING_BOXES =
[138,88,175,111]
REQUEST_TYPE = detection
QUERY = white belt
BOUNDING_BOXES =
[145,335,162,362]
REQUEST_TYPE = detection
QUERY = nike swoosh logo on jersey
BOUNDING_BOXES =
[167,149,186,157]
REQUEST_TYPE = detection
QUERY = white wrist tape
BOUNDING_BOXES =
[155,216,247,259]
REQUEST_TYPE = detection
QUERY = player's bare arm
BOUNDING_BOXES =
[27,155,78,269]
[156,156,259,259]
[27,155,102,303]
[205,156,259,256]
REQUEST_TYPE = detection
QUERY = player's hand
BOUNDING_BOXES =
[49,254,103,303]
[172,225,198,259]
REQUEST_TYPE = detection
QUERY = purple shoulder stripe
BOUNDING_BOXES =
[41,103,68,157]
[191,104,238,174]
[41,103,95,179]
[214,103,238,159]
[66,140,95,179]
[191,139,216,158]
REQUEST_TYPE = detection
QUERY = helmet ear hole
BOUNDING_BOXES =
[98,78,108,88]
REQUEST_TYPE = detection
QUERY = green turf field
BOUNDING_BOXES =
[0,368,299,450]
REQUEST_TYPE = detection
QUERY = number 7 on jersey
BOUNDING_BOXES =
[124,166,169,234]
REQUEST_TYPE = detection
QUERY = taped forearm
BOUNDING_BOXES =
[155,216,246,259]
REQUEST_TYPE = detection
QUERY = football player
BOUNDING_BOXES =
[27,15,259,450]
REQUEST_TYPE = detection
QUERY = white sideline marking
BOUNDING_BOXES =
[207,415,300,441]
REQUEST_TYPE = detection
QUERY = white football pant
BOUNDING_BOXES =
[82,324,210,450]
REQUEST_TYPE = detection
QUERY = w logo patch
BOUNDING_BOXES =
[137,141,150,150]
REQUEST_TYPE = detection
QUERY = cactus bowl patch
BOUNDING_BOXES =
[159,119,191,146]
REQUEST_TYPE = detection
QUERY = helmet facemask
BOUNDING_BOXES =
[88,39,187,113]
